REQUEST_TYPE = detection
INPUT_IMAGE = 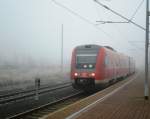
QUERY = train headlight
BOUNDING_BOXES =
[74,73,78,76]
[89,64,93,68]
[83,65,87,68]
[91,73,95,77]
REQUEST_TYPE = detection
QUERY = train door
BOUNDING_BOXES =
[129,57,131,75]
[104,53,109,79]
[113,55,117,81]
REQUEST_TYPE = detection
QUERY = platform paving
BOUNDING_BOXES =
[70,73,150,119]
[44,73,150,119]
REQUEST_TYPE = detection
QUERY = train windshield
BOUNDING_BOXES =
[76,54,97,69]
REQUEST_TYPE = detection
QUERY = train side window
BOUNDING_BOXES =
[104,55,109,66]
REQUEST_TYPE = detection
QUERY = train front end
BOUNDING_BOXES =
[71,45,101,90]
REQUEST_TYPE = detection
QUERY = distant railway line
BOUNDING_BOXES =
[0,74,132,119]
[6,75,130,119]
[0,82,72,104]
[7,91,85,119]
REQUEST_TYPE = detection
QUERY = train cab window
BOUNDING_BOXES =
[76,54,97,69]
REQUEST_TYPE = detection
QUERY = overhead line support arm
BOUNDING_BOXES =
[94,0,146,31]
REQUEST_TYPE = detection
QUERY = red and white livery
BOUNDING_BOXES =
[70,44,135,90]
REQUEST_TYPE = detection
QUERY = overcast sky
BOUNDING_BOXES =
[0,0,147,68]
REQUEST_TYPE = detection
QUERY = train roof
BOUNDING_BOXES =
[104,46,116,52]
[75,44,101,49]
[75,44,116,52]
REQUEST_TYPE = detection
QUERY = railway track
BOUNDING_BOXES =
[0,82,72,104]
[7,91,85,119]
[0,77,131,119]
[7,77,126,119]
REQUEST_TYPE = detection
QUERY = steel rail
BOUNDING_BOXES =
[0,82,72,104]
[0,82,71,98]
[7,91,83,119]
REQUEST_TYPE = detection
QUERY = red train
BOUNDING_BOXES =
[70,44,135,90]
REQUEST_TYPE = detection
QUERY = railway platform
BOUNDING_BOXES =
[44,73,150,119]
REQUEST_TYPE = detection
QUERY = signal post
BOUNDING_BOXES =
[145,0,149,100]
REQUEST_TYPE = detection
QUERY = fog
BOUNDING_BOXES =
[0,0,147,89]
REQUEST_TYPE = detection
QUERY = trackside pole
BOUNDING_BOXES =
[145,0,149,100]
[61,24,64,72]
[35,78,40,100]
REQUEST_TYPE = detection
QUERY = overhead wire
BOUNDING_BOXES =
[92,1,127,48]
[94,3,103,25]
[94,4,128,50]
[52,0,144,54]
[130,0,145,21]
[94,0,145,52]
[127,0,145,51]
[51,0,114,40]
[94,0,146,31]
